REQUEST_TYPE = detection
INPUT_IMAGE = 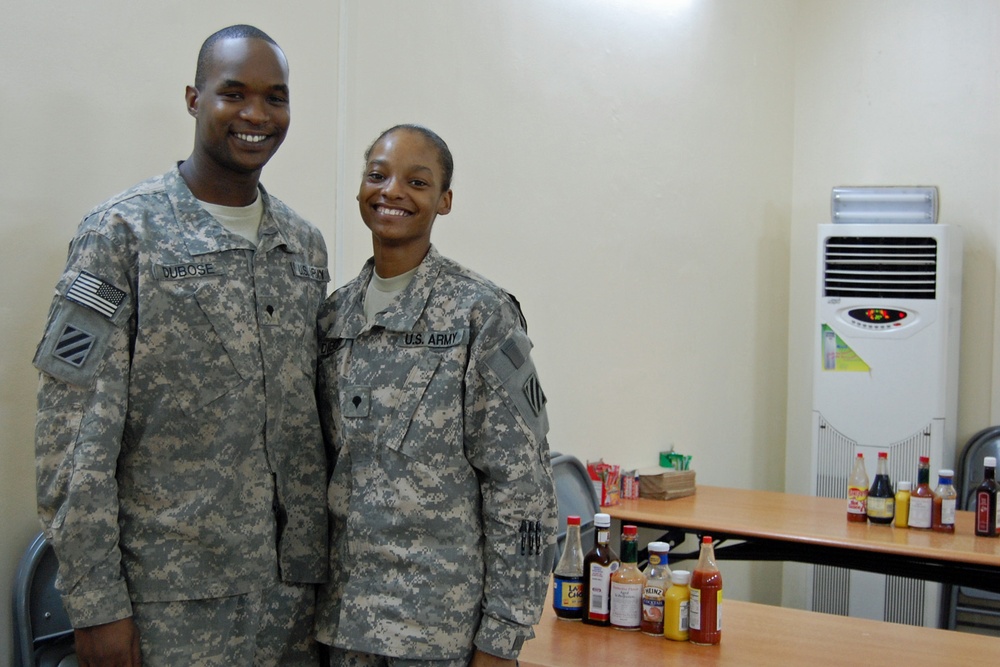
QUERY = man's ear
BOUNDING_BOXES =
[185,85,200,118]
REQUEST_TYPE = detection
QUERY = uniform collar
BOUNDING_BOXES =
[337,245,445,338]
[164,164,300,257]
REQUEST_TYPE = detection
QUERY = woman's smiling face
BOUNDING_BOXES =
[358,128,452,253]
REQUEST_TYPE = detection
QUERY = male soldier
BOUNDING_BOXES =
[33,25,328,666]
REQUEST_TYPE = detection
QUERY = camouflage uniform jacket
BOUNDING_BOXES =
[33,166,330,629]
[315,246,557,660]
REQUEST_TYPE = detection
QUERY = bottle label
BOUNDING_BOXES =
[641,585,665,632]
[587,564,613,619]
[866,496,894,519]
[908,496,932,528]
[976,492,991,533]
[847,485,868,514]
[678,600,689,631]
[610,582,643,627]
[941,498,956,525]
[690,588,702,630]
[553,576,583,611]
[689,588,722,632]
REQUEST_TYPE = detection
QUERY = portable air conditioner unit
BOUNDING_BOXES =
[810,217,963,627]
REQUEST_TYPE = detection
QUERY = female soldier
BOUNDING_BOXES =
[316,125,556,667]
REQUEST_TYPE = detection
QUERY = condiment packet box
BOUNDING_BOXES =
[638,467,696,500]
[587,459,621,506]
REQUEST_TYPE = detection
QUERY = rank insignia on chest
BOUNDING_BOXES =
[342,386,370,418]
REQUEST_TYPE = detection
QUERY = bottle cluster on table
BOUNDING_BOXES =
[555,513,723,646]
[844,451,998,537]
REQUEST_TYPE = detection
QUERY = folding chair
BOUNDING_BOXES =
[12,532,77,667]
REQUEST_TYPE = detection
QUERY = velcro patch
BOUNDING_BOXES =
[523,373,546,416]
[53,324,96,367]
[291,262,329,282]
[66,271,125,319]
[397,330,466,348]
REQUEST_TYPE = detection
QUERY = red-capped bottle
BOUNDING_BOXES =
[866,452,894,524]
[689,536,722,645]
[552,515,585,620]
[847,452,869,522]
[908,456,933,530]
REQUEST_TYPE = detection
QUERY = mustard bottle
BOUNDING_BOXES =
[895,481,911,528]
[663,570,691,641]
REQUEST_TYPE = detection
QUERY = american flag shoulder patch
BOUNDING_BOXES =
[66,271,126,319]
[54,324,96,367]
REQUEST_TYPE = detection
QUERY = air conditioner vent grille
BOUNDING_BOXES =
[824,236,937,299]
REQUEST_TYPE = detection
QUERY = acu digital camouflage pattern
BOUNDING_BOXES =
[315,246,557,661]
[33,165,329,630]
[131,575,317,667]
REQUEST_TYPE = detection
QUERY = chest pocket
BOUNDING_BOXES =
[148,272,255,414]
[379,354,442,459]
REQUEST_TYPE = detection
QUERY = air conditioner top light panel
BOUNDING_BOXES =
[831,186,938,225]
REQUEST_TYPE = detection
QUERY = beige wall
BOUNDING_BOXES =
[0,3,340,662]
[3,0,999,662]
[783,0,1000,609]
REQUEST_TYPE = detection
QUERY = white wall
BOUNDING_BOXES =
[337,0,796,609]
[4,0,1000,663]
[783,0,1000,609]
[0,3,340,663]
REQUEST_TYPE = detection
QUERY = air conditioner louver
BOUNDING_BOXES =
[823,236,937,299]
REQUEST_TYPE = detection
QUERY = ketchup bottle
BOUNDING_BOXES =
[689,536,722,645]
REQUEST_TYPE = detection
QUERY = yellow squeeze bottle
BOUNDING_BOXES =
[663,570,690,641]
[895,481,911,529]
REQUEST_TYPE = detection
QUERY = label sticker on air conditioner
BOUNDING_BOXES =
[821,324,870,372]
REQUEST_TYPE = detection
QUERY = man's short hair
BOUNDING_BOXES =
[194,25,280,89]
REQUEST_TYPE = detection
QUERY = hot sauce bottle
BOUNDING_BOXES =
[582,513,619,626]
[689,535,722,645]
[908,456,933,530]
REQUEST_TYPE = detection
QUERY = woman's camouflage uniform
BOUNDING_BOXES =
[316,246,557,661]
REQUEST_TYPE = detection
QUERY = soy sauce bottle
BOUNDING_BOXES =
[866,452,894,524]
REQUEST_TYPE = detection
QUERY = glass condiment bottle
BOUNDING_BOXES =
[932,469,957,533]
[552,515,584,620]
[847,452,869,522]
[609,524,644,631]
[689,535,722,645]
[975,456,999,538]
[908,456,933,530]
[663,569,690,642]
[894,481,911,529]
[582,512,618,626]
[866,451,894,524]
[640,541,671,636]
